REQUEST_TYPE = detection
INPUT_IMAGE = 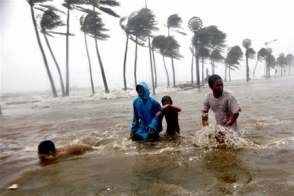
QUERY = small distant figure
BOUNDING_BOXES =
[201,74,241,143]
[130,82,163,141]
[37,140,93,160]
[159,96,181,140]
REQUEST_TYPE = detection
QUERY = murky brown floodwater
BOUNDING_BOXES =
[1,77,294,195]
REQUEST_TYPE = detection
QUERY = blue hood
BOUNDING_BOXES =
[136,82,150,101]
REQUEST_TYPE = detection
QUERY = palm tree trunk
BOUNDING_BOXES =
[201,57,204,86]
[224,64,227,82]
[191,52,194,84]
[65,8,70,96]
[211,60,215,75]
[84,33,95,94]
[30,5,57,98]
[94,39,109,93]
[171,57,176,87]
[152,50,157,88]
[162,55,170,87]
[253,58,259,79]
[93,6,109,93]
[229,67,231,81]
[146,0,155,95]
[44,34,65,97]
[134,37,138,87]
[123,34,129,91]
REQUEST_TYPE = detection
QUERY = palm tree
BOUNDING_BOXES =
[27,0,57,97]
[245,47,256,81]
[62,0,84,96]
[77,1,120,93]
[210,49,224,75]
[286,54,293,75]
[225,46,243,81]
[208,26,227,75]
[125,8,157,88]
[253,48,267,78]
[195,26,212,85]
[189,45,194,84]
[161,36,183,86]
[82,12,110,93]
[165,14,186,87]
[80,14,95,94]
[152,35,170,87]
[276,54,288,77]
[39,6,66,97]
[198,47,210,85]
[119,16,130,91]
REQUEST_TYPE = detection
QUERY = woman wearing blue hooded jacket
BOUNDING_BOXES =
[130,82,163,141]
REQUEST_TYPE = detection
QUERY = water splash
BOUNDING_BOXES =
[192,125,252,149]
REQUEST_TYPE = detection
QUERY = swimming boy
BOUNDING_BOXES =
[38,140,93,160]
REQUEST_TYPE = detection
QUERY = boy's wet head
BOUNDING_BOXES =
[38,140,56,155]
[161,96,173,105]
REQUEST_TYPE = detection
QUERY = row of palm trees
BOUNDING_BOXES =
[27,0,293,97]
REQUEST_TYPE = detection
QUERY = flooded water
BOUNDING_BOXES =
[1,77,294,196]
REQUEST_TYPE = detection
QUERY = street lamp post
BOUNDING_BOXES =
[286,54,293,75]
[188,16,202,88]
[265,39,277,79]
[242,38,251,82]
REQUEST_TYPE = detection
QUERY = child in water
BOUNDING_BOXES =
[37,140,93,160]
[160,96,181,140]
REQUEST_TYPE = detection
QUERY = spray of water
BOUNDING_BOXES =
[192,125,252,149]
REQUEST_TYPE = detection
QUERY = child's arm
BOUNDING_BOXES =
[162,104,181,112]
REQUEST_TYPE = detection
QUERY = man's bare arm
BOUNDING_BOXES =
[202,111,209,126]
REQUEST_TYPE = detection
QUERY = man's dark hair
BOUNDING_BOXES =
[161,95,173,105]
[38,140,56,155]
[208,74,222,87]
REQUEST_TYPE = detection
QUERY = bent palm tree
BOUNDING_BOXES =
[152,35,170,87]
[27,0,57,97]
[165,14,186,87]
[225,46,243,81]
[253,48,267,78]
[83,12,110,93]
[62,0,84,96]
[208,26,226,74]
[80,15,95,94]
[39,6,66,97]
[245,47,256,81]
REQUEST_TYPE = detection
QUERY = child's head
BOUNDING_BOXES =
[161,96,173,105]
[136,85,145,98]
[38,140,56,158]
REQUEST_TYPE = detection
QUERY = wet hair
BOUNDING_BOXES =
[38,140,56,155]
[208,74,222,87]
[161,95,173,105]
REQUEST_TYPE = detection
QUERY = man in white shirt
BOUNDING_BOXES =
[202,74,241,143]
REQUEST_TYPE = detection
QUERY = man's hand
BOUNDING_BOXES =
[215,127,228,143]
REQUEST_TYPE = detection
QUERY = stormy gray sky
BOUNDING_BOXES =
[1,0,294,93]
